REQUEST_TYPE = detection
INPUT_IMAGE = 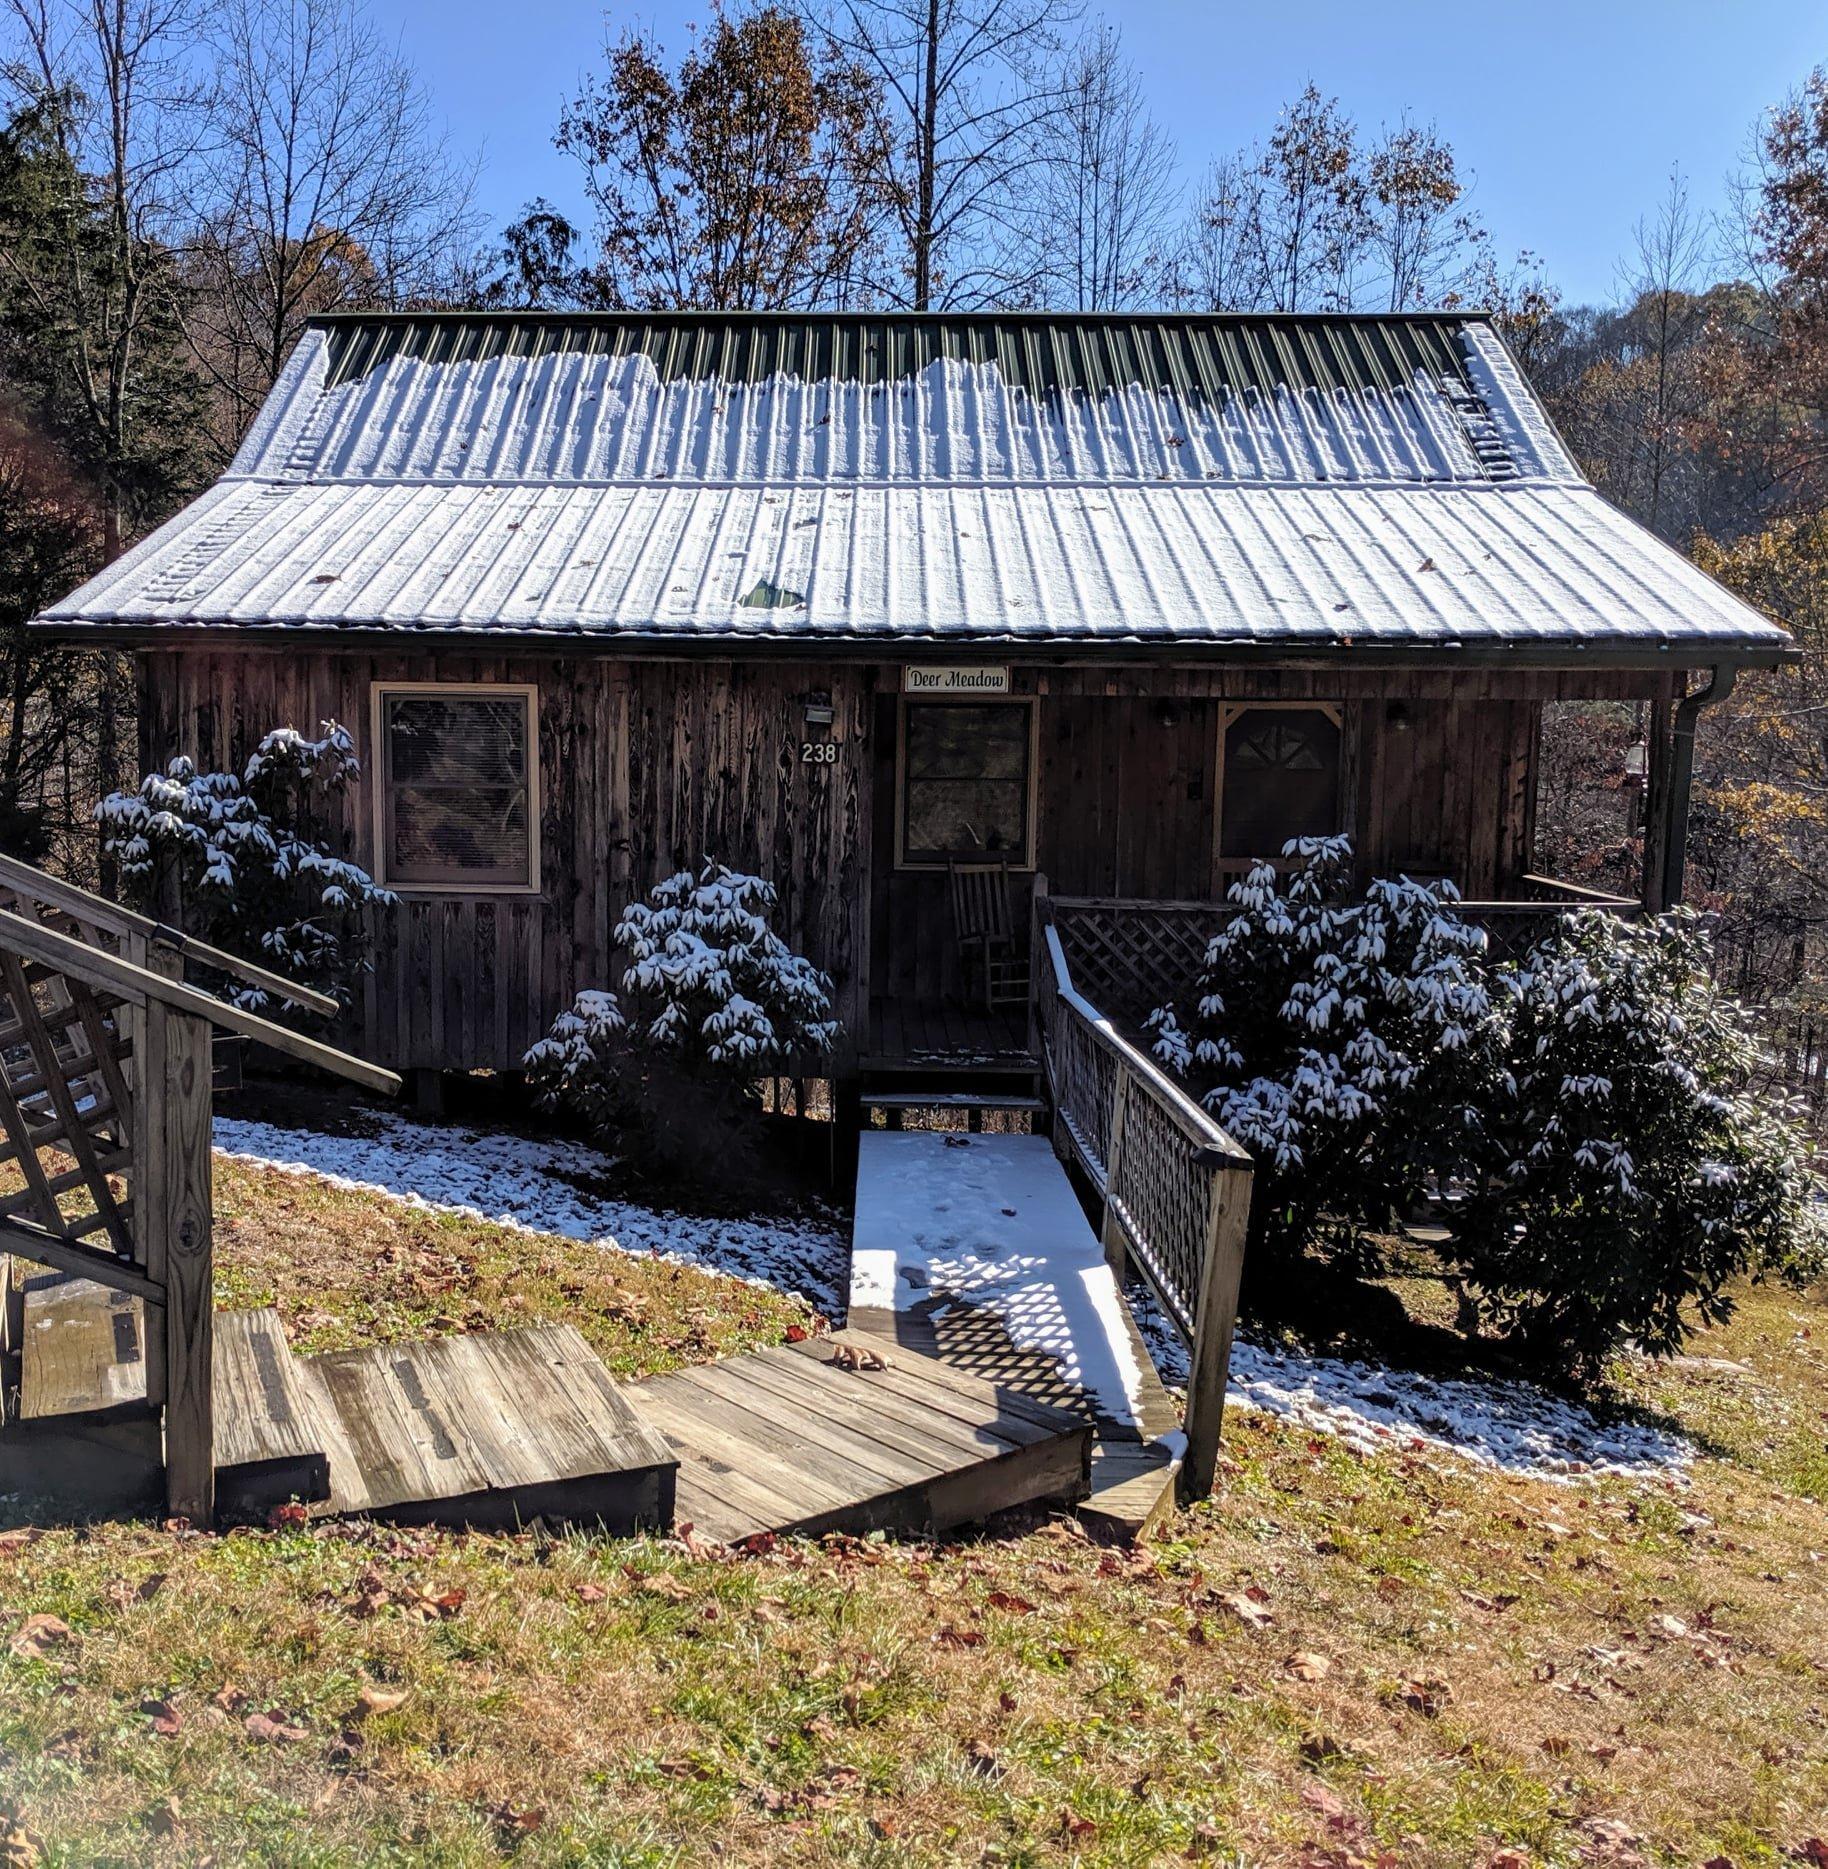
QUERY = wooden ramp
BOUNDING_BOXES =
[294,1325,676,1531]
[848,1130,1189,1541]
[625,1329,1091,1544]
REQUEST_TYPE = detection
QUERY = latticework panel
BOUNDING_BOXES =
[0,950,138,1264]
[1105,1082,1211,1341]
[1050,903,1220,1024]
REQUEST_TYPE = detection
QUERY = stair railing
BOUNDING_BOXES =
[1031,890,1252,1503]
[0,863,397,1523]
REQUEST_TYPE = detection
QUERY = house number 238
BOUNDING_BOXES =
[800,741,838,765]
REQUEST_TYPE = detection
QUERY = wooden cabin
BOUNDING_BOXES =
[34,310,1792,1094]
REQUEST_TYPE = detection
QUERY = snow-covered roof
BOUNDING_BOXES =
[37,311,1791,658]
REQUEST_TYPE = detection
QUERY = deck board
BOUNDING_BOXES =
[625,1329,1090,1543]
[212,1308,330,1516]
[18,1274,148,1420]
[292,1324,677,1532]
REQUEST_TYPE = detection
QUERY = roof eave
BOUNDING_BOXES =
[28,617,1798,672]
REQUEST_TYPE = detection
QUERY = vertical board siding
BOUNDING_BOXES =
[141,651,1556,1072]
[140,650,873,1073]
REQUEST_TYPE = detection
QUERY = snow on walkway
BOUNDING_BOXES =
[213,1112,848,1318]
[1129,1287,1691,1484]
[849,1130,1153,1430]
[217,1110,1690,1486]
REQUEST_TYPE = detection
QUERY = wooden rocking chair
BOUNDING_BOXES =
[948,861,1029,1013]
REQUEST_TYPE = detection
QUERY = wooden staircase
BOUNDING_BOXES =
[3,1276,679,1531]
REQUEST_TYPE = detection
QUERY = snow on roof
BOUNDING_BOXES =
[37,312,1790,656]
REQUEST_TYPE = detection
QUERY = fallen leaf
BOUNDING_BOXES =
[0,1809,43,1868]
[987,1590,1037,1616]
[934,1625,985,1649]
[1217,1591,1272,1628]
[1299,1778,1347,1819]
[965,1738,1003,1778]
[1648,1613,1689,1640]
[1286,1650,1332,1681]
[352,1683,410,1719]
[140,1698,183,1737]
[830,1342,889,1372]
[574,1582,609,1604]
[244,1709,308,1744]
[8,1615,73,1661]
[636,1573,693,1602]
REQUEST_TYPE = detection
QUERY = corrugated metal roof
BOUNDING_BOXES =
[38,310,1791,656]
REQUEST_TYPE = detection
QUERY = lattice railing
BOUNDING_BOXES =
[1043,897,1222,1026]
[1033,901,1252,1503]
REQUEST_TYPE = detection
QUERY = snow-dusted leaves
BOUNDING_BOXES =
[95,723,393,1014]
[525,861,840,1183]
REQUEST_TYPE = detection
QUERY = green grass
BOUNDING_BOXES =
[3,1155,1828,1865]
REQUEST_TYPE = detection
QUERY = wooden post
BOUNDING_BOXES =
[1098,1060,1131,1279]
[144,994,215,1525]
[1178,1157,1252,1505]
[132,933,182,1418]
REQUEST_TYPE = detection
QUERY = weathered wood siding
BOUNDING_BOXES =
[140,650,871,1073]
[140,650,1674,1073]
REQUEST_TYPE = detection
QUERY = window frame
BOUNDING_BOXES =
[370,681,542,896]
[1212,700,1346,881]
[894,694,1040,872]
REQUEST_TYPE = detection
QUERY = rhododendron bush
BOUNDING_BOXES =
[526,861,839,1182]
[1449,907,1828,1376]
[96,723,393,1014]
[1152,839,1825,1376]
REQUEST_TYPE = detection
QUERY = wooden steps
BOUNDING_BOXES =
[293,1325,677,1533]
[213,1309,331,1519]
[624,1329,1091,1544]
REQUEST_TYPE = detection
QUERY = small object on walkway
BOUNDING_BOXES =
[830,1342,890,1373]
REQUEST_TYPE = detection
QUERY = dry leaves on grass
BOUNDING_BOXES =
[1216,1588,1273,1628]
[244,1709,308,1744]
[1286,1650,1332,1681]
[0,1809,43,1869]
[8,1615,73,1661]
[351,1682,410,1719]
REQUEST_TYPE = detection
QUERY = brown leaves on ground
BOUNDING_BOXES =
[0,1809,42,1869]
[351,1681,410,1719]
[1285,1649,1332,1681]
[1216,1586,1273,1627]
[829,1341,889,1373]
[8,1615,72,1661]
[347,1566,465,1622]
[244,1708,309,1744]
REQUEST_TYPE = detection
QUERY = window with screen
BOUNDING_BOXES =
[899,700,1034,867]
[374,686,538,890]
[1219,706,1342,861]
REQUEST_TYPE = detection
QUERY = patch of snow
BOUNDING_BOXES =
[851,1131,1149,1429]
[1126,1279,1689,1484]
[213,1111,847,1318]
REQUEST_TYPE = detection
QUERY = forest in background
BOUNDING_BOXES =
[3,0,1827,1105]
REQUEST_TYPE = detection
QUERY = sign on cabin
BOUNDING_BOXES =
[903,665,1010,696]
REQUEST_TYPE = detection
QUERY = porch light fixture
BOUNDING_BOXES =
[1622,740,1649,780]
[1153,698,1181,729]
[803,692,834,728]
[1384,700,1413,734]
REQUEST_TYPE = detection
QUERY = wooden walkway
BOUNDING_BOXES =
[626,1330,1090,1544]
[8,1277,1089,1540]
[848,1131,1189,1540]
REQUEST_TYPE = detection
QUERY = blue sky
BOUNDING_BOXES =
[371,0,1825,304]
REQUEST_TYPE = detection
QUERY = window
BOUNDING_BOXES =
[897,699,1035,868]
[1218,705,1342,862]
[373,684,539,891]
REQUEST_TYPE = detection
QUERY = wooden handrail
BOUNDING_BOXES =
[0,908,400,1095]
[1040,919,1250,1166]
[0,851,340,1017]
[1034,897,1252,1503]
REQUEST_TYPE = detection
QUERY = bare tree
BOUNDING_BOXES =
[1620,167,1713,531]
[1,0,209,556]
[185,0,476,456]
[1033,21,1177,310]
[817,0,1081,309]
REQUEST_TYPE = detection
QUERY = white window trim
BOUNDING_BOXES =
[894,694,1040,872]
[370,681,542,896]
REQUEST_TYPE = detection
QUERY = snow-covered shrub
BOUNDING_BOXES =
[1149,837,1507,1283]
[1449,909,1828,1378]
[525,861,840,1182]
[96,723,394,1014]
